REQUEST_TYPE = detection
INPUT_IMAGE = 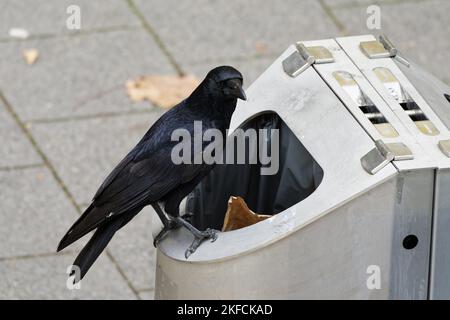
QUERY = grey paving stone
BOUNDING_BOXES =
[0,254,137,299]
[0,0,140,38]
[333,0,450,83]
[0,167,81,259]
[133,0,341,64]
[61,204,156,294]
[107,206,157,291]
[30,112,164,205]
[323,0,429,9]
[30,111,160,291]
[323,0,383,8]
[138,289,155,300]
[0,103,41,168]
[185,57,275,89]
[0,29,174,121]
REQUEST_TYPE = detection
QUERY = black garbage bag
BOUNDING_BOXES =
[186,112,323,230]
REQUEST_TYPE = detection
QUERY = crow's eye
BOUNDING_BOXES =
[225,79,242,89]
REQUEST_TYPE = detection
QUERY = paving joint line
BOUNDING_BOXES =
[29,108,160,125]
[126,0,185,76]
[318,0,348,36]
[0,91,81,212]
[0,163,45,172]
[105,250,141,299]
[329,0,432,10]
[0,250,75,262]
[0,25,142,43]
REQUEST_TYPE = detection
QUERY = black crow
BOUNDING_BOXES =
[57,66,246,282]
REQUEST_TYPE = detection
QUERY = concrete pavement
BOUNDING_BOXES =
[0,0,448,299]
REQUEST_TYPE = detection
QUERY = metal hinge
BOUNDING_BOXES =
[438,140,450,158]
[385,142,414,161]
[361,140,414,174]
[359,34,409,67]
[360,35,396,59]
[361,140,395,175]
[283,43,334,77]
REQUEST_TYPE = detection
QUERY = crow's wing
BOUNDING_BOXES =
[91,101,191,201]
[57,140,207,251]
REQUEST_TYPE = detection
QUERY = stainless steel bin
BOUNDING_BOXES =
[154,35,450,299]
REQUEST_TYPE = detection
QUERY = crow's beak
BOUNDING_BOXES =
[227,79,247,101]
[236,84,247,101]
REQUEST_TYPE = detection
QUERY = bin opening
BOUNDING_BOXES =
[185,112,324,230]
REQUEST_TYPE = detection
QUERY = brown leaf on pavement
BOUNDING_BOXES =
[23,48,39,65]
[126,74,200,109]
[255,41,268,55]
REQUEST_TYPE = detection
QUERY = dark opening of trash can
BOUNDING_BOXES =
[186,112,323,230]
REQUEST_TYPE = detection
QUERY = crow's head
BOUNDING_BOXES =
[204,66,247,101]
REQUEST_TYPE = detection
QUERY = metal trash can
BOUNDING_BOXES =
[154,35,450,299]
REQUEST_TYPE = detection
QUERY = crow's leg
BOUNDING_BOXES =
[176,217,218,259]
[152,203,178,247]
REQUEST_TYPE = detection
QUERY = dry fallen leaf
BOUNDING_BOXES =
[255,41,268,55]
[126,74,200,109]
[222,196,271,232]
[35,172,45,182]
[23,49,39,65]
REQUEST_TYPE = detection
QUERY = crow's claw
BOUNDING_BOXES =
[207,228,219,242]
[184,228,219,259]
[153,216,219,257]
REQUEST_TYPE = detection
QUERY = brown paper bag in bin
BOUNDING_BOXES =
[222,196,271,232]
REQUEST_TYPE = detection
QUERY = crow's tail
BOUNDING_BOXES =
[70,212,137,283]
